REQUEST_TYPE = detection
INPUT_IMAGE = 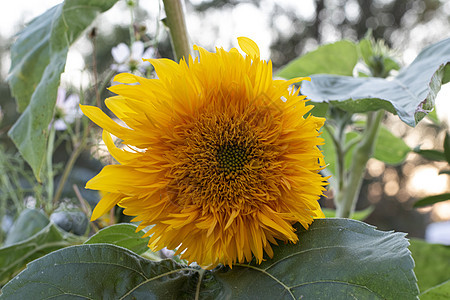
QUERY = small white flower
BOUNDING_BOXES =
[111,41,155,73]
[53,87,82,131]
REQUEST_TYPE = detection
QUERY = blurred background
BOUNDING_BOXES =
[0,0,449,241]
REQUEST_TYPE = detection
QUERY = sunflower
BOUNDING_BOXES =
[81,37,327,268]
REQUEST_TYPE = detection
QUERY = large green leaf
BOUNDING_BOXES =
[420,280,450,300]
[0,219,418,299]
[301,38,450,127]
[276,40,358,78]
[7,0,119,180]
[85,223,150,255]
[409,239,450,292]
[0,223,71,286]
[3,209,49,246]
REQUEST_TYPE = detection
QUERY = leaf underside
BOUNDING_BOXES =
[301,38,450,127]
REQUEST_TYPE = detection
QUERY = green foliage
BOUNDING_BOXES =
[409,239,450,292]
[413,131,450,207]
[444,131,450,163]
[322,123,410,177]
[426,108,440,124]
[0,219,418,299]
[321,129,359,176]
[276,40,358,78]
[413,147,447,161]
[414,193,450,207]
[420,280,450,300]
[373,125,411,165]
[300,37,450,126]
[322,206,374,220]
[3,209,49,246]
[0,223,71,285]
[85,224,150,255]
[7,0,119,180]
[358,35,400,78]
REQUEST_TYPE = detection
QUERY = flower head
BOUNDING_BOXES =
[81,37,327,267]
[111,41,155,74]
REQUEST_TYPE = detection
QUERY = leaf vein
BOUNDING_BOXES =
[119,267,198,299]
[234,264,296,299]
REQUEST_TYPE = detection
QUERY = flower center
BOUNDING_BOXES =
[216,143,248,174]
[165,109,284,214]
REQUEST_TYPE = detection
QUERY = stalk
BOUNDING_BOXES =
[162,0,191,61]
[335,110,384,218]
[46,124,56,213]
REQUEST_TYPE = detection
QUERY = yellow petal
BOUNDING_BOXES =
[91,192,123,221]
[102,130,138,164]
[237,37,260,59]
[80,105,131,139]
[113,73,139,84]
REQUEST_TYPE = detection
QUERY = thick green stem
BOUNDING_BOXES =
[162,0,191,61]
[335,110,384,218]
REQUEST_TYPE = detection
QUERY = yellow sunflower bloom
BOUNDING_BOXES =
[81,37,328,268]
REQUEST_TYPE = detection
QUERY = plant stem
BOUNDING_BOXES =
[324,124,344,193]
[162,0,191,61]
[335,110,384,218]
[90,28,101,108]
[46,124,56,213]
[52,125,89,207]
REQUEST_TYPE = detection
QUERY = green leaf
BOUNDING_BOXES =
[420,280,450,300]
[85,224,150,255]
[358,36,400,78]
[1,219,418,299]
[358,37,372,67]
[409,239,450,292]
[413,193,450,207]
[4,209,49,246]
[426,108,440,124]
[444,131,450,163]
[276,40,358,78]
[0,223,70,286]
[308,101,329,117]
[7,0,119,180]
[302,38,450,126]
[374,125,411,165]
[439,169,450,175]
[383,57,401,74]
[413,147,447,161]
